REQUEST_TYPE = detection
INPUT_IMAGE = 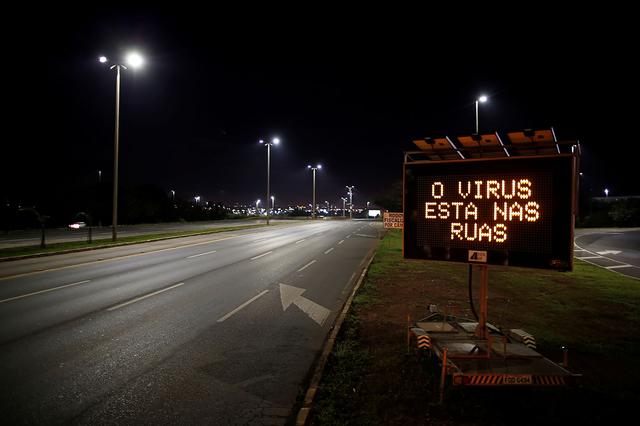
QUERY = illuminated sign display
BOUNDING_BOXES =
[404,155,576,270]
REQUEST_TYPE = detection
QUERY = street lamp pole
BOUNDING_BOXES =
[307,165,322,219]
[111,64,122,241]
[475,95,488,134]
[341,197,347,217]
[346,186,354,220]
[260,138,279,225]
[100,52,144,241]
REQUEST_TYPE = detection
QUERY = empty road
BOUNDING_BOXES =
[0,220,382,424]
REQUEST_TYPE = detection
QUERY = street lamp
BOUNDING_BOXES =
[99,51,145,241]
[341,197,347,217]
[346,186,354,220]
[307,164,322,219]
[259,137,279,225]
[194,196,201,204]
[604,188,609,197]
[170,189,175,201]
[475,95,488,134]
[256,199,261,215]
[271,195,275,213]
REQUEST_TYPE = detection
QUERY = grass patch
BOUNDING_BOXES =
[0,224,271,260]
[312,229,640,425]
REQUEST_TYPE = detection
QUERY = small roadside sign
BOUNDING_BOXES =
[468,250,487,263]
[384,212,404,229]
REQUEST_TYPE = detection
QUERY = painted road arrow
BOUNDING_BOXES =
[596,250,622,255]
[279,283,331,326]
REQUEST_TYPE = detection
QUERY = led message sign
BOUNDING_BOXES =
[404,155,576,270]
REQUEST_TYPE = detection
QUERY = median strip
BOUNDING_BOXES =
[0,280,91,304]
[106,282,184,311]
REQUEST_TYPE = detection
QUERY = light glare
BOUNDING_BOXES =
[99,56,108,63]
[478,95,488,103]
[126,52,144,68]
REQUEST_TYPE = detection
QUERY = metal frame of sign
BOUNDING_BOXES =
[403,153,577,271]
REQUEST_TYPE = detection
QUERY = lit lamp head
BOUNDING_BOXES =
[260,137,280,146]
[126,51,144,69]
[478,95,488,103]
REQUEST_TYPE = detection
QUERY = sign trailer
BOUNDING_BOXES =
[404,129,581,397]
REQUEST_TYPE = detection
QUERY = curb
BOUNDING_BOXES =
[295,240,379,425]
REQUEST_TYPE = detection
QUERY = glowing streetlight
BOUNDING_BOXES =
[604,188,609,197]
[256,199,261,215]
[475,95,488,134]
[271,195,275,212]
[260,137,279,225]
[341,197,347,217]
[99,51,145,241]
[307,164,322,219]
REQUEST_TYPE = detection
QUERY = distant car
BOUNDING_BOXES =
[68,222,86,229]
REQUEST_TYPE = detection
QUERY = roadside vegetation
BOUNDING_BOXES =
[0,224,270,260]
[311,229,640,425]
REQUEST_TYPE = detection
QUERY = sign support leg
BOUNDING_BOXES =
[474,265,489,339]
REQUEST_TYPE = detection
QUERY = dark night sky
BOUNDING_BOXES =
[3,8,638,210]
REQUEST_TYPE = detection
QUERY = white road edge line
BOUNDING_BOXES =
[0,234,240,282]
[217,289,269,323]
[186,250,217,259]
[605,264,633,269]
[0,280,91,304]
[295,239,306,244]
[106,282,184,311]
[298,260,317,272]
[576,256,602,260]
[574,241,640,280]
[251,251,273,260]
[324,247,334,254]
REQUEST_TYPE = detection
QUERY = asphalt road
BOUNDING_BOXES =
[574,228,640,279]
[0,219,298,249]
[0,220,382,424]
